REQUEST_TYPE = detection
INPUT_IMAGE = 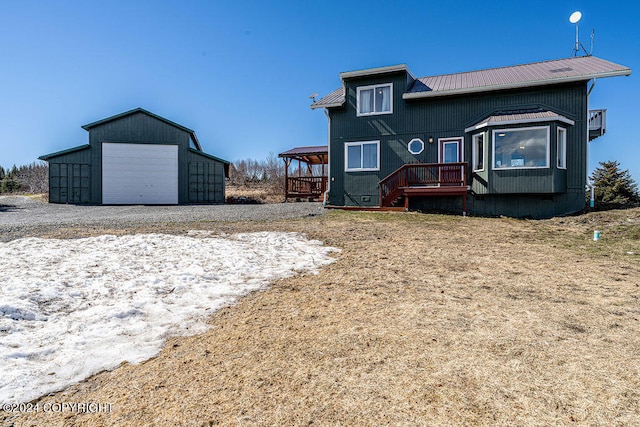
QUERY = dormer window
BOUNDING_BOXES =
[357,83,392,116]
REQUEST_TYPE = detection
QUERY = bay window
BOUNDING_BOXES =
[493,126,549,169]
[557,127,567,169]
[472,133,485,172]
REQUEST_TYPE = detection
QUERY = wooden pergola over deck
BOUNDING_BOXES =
[278,146,328,201]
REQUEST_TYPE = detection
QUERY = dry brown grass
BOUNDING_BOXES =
[225,184,283,204]
[10,208,640,426]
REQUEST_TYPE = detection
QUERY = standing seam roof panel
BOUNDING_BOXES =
[311,56,630,107]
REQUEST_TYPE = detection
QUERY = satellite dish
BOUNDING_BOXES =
[569,11,589,56]
[569,11,582,24]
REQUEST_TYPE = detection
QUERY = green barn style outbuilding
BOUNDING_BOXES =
[311,56,631,218]
[39,108,229,205]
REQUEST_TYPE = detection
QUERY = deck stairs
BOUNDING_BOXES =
[379,162,468,214]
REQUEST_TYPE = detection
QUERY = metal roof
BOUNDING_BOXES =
[465,110,575,133]
[38,144,90,161]
[340,64,413,80]
[278,146,328,164]
[279,146,328,156]
[311,56,631,109]
[311,88,345,109]
[405,56,631,99]
[311,86,344,110]
[81,108,202,151]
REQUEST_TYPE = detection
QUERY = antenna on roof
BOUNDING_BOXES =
[309,92,318,102]
[590,29,595,55]
[569,11,589,57]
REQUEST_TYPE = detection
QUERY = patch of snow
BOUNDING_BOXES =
[0,232,338,403]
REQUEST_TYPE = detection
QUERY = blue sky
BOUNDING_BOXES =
[1,0,638,180]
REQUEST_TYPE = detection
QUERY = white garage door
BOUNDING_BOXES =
[102,143,179,204]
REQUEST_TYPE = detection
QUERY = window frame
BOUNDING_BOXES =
[407,138,425,155]
[557,127,567,169]
[492,126,550,170]
[345,140,380,172]
[472,132,485,172]
[356,83,393,117]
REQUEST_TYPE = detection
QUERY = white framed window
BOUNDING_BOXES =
[472,133,484,172]
[557,127,567,169]
[492,126,550,170]
[357,83,392,116]
[345,141,380,172]
[408,138,424,155]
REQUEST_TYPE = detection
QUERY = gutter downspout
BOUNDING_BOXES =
[323,108,331,206]
[586,178,595,208]
[586,78,596,208]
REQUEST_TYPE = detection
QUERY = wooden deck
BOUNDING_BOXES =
[379,163,469,214]
[285,176,328,200]
[279,146,328,201]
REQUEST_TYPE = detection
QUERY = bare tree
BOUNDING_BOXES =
[0,162,49,194]
[229,154,285,193]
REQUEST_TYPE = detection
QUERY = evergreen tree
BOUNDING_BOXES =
[0,164,22,193]
[589,160,639,207]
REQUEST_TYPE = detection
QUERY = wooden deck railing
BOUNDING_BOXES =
[588,109,606,131]
[588,109,607,141]
[286,176,328,199]
[379,162,467,207]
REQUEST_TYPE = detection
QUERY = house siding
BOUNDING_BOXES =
[46,147,92,204]
[187,151,226,203]
[327,71,588,217]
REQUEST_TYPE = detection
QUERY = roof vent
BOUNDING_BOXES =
[549,67,574,73]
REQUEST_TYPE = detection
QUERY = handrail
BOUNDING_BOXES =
[588,109,606,131]
[286,176,327,197]
[379,162,467,207]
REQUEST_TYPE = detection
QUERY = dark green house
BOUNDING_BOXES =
[39,108,229,205]
[311,56,631,218]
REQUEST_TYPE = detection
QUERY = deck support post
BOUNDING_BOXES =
[462,193,467,216]
[283,158,290,202]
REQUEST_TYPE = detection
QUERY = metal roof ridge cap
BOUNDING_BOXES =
[81,108,197,134]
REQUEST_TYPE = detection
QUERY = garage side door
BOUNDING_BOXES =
[102,143,178,204]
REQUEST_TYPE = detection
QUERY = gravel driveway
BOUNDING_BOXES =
[0,196,325,241]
